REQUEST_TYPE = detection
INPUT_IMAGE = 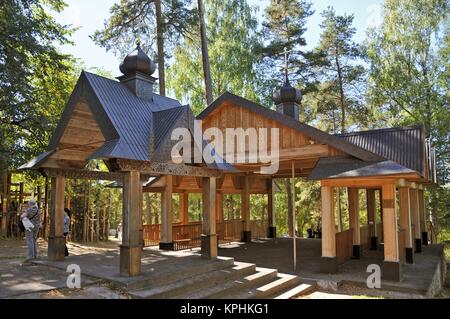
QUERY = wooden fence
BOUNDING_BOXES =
[249,219,268,240]
[217,219,244,243]
[336,229,353,264]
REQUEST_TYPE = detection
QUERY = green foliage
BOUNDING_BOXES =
[166,0,263,113]
[307,7,368,133]
[0,0,77,169]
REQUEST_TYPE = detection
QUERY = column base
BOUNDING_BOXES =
[268,226,277,238]
[405,247,414,264]
[120,245,141,277]
[201,234,218,259]
[370,237,378,250]
[159,242,174,251]
[422,232,428,246]
[352,245,362,259]
[382,260,402,282]
[48,236,65,261]
[415,238,422,253]
[320,257,338,274]
[242,230,252,243]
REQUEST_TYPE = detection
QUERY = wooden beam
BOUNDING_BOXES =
[116,159,222,177]
[180,192,189,225]
[43,168,123,182]
[409,188,422,252]
[366,189,377,242]
[202,177,218,259]
[48,175,65,261]
[120,170,142,276]
[418,187,427,243]
[241,175,250,234]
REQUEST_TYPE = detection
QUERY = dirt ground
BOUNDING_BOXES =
[1,238,448,299]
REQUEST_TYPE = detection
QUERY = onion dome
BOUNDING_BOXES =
[119,40,156,76]
[273,79,302,105]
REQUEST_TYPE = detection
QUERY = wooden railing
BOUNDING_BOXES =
[249,220,268,240]
[336,229,353,264]
[217,219,243,244]
[142,224,161,247]
[173,223,202,251]
[360,225,371,251]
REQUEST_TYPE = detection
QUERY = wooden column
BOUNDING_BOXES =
[267,179,276,238]
[48,176,66,261]
[366,189,378,250]
[381,183,401,281]
[120,170,142,276]
[160,175,174,250]
[179,192,189,225]
[241,175,251,242]
[201,177,217,259]
[418,186,428,245]
[348,188,361,259]
[399,185,414,264]
[320,186,337,273]
[216,192,223,223]
[409,186,422,253]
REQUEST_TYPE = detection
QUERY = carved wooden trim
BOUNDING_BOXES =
[42,168,124,182]
[115,159,222,177]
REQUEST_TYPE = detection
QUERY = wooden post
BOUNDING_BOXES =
[409,187,422,253]
[381,183,401,281]
[42,177,49,238]
[418,186,428,245]
[320,186,337,273]
[120,170,142,277]
[336,188,343,232]
[48,176,66,261]
[19,182,24,204]
[366,189,378,250]
[160,176,174,250]
[216,192,223,223]
[348,188,361,259]
[267,179,276,238]
[201,177,217,259]
[179,192,189,225]
[399,186,414,264]
[241,175,251,242]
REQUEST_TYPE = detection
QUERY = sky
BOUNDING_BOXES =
[52,0,384,78]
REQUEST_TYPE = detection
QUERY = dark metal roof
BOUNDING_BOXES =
[18,150,55,170]
[198,92,384,162]
[336,126,425,174]
[308,156,416,180]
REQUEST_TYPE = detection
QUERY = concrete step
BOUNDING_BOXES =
[273,283,315,299]
[182,267,278,299]
[230,273,301,299]
[129,262,256,299]
[125,256,235,290]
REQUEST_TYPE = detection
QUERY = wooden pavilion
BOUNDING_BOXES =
[20,44,437,282]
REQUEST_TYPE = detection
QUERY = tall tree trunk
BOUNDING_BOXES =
[198,0,213,106]
[335,47,346,133]
[155,0,165,96]
[286,179,293,237]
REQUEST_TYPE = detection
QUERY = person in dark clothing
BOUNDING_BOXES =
[63,208,71,256]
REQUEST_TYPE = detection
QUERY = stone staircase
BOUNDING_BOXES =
[128,257,313,299]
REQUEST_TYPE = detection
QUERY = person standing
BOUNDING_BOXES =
[21,199,41,261]
[63,208,71,256]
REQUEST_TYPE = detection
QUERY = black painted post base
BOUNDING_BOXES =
[201,234,218,259]
[320,257,338,274]
[48,236,66,261]
[268,226,277,238]
[352,245,362,259]
[370,237,378,250]
[405,247,414,264]
[415,238,422,253]
[242,230,252,243]
[159,242,174,251]
[382,260,402,282]
[422,232,429,246]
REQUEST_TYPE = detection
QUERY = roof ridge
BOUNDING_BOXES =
[336,125,423,137]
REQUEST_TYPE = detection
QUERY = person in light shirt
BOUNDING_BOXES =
[64,208,71,256]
